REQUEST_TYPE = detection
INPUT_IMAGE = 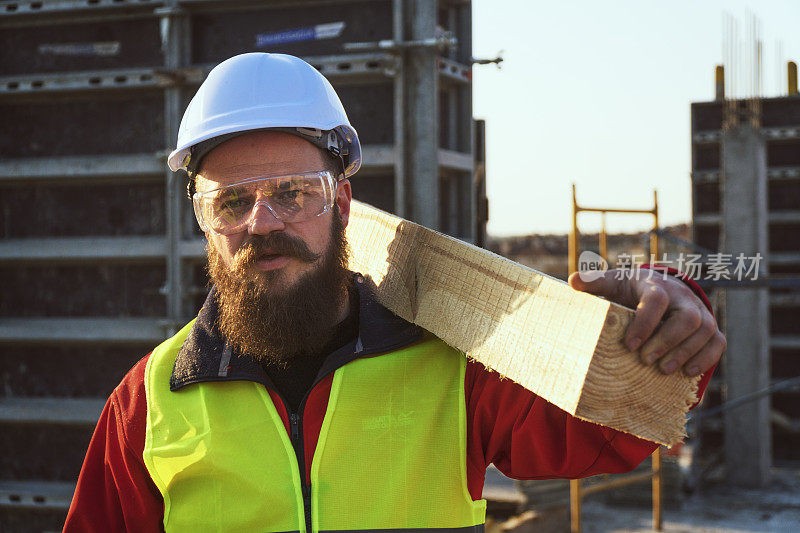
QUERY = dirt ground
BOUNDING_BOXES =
[486,467,800,533]
[579,468,800,533]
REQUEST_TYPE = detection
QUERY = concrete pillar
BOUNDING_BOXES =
[721,123,771,487]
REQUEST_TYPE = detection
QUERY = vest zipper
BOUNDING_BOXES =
[273,338,369,532]
[289,410,313,532]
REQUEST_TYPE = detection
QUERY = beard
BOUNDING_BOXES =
[207,209,352,368]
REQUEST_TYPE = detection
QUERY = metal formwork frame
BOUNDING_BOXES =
[0,0,478,513]
[0,0,478,338]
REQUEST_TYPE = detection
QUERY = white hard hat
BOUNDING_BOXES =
[167,52,362,179]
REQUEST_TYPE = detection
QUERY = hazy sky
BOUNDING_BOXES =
[472,0,800,236]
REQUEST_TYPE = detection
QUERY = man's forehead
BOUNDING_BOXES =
[197,131,326,187]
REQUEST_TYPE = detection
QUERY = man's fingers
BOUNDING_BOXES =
[568,271,632,307]
[623,284,670,351]
[654,314,717,374]
[638,303,703,366]
[682,331,727,377]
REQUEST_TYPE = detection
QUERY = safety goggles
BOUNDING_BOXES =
[192,171,338,235]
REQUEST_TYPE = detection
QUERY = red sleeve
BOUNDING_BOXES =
[64,355,164,533]
[464,266,716,500]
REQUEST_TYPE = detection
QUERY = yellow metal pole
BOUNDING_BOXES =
[599,212,608,263]
[569,184,579,275]
[789,61,798,95]
[570,478,582,533]
[715,65,725,101]
[650,190,659,263]
[652,447,663,531]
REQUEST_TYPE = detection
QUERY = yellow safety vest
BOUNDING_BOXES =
[143,320,486,532]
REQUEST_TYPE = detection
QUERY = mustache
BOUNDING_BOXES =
[234,232,322,268]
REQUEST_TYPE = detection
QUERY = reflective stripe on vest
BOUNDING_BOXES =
[143,321,486,532]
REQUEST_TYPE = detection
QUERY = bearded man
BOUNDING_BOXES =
[65,53,724,532]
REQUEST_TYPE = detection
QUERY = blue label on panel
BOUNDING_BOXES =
[256,27,316,47]
[255,22,345,48]
[38,42,120,56]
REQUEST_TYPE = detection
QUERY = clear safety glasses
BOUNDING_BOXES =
[192,171,338,235]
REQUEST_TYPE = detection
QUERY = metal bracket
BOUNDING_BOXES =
[471,52,504,69]
[343,31,457,53]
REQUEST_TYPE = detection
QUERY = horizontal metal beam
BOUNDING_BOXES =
[692,130,721,144]
[0,397,104,425]
[180,238,207,260]
[692,213,719,225]
[693,166,800,183]
[0,237,207,262]
[771,335,800,350]
[0,317,167,344]
[0,0,161,18]
[438,149,474,172]
[768,166,800,180]
[0,236,165,262]
[770,292,800,307]
[763,126,800,140]
[0,153,164,181]
[360,144,394,170]
[691,170,719,183]
[304,53,396,84]
[770,252,800,266]
[694,211,800,225]
[0,145,399,183]
[0,67,205,96]
[769,211,800,224]
[0,52,461,99]
[0,54,395,99]
[0,480,74,510]
[693,126,800,144]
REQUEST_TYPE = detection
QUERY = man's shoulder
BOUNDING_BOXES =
[111,353,153,440]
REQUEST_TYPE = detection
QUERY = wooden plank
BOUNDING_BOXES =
[345,200,699,445]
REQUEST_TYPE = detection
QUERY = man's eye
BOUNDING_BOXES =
[218,196,252,211]
[276,190,302,202]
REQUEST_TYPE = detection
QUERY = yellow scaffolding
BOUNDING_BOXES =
[567,183,663,533]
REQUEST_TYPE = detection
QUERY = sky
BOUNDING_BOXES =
[471,0,800,236]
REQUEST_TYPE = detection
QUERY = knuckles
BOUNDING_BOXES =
[682,306,703,332]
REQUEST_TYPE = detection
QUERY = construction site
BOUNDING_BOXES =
[0,1,799,532]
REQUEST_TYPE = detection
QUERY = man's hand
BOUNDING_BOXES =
[568,269,725,378]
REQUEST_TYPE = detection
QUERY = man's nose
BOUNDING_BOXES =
[247,200,285,235]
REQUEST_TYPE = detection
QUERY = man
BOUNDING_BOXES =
[65,53,724,531]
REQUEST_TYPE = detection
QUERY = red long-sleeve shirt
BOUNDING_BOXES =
[64,270,714,532]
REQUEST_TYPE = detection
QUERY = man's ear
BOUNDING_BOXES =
[335,179,352,228]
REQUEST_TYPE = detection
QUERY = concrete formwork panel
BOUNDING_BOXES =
[1,92,165,157]
[0,182,166,237]
[0,345,151,398]
[191,1,393,63]
[0,264,166,317]
[0,17,163,75]
[1,424,91,481]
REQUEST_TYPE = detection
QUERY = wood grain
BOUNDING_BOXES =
[345,200,698,445]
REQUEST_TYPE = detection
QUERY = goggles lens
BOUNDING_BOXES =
[193,171,336,235]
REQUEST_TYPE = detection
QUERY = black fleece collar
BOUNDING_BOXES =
[170,272,424,392]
